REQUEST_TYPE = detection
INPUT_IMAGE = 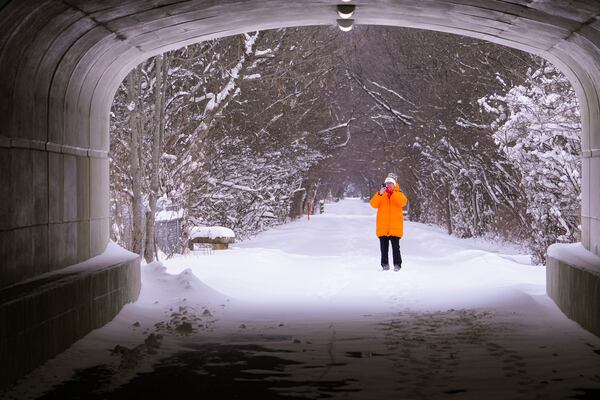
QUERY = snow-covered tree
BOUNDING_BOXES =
[480,60,581,263]
[110,28,349,255]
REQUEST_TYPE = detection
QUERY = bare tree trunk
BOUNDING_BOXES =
[145,54,166,263]
[446,184,453,235]
[289,187,306,219]
[472,189,478,235]
[128,67,145,256]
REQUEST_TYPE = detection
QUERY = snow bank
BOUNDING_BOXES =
[140,261,229,306]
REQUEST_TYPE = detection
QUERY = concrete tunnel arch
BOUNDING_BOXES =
[1,0,599,389]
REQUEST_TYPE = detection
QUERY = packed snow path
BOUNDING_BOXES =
[4,199,600,399]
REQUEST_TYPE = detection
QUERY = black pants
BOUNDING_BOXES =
[379,236,401,266]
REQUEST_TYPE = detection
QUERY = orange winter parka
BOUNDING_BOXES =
[370,184,408,238]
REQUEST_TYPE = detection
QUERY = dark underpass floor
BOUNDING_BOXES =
[9,308,600,400]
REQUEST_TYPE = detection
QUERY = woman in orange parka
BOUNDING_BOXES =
[370,175,408,271]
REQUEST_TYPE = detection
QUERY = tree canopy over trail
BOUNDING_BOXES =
[110,26,580,264]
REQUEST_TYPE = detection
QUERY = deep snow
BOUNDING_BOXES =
[4,198,600,399]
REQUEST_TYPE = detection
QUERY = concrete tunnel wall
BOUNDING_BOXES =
[1,0,599,389]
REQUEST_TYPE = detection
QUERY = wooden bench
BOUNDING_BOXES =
[188,236,235,250]
[188,226,235,250]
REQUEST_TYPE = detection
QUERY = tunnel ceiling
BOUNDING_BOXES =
[1,0,599,156]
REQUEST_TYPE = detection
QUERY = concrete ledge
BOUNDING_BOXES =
[0,242,140,390]
[547,243,600,337]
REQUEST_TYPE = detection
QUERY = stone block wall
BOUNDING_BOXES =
[0,254,140,389]
[0,146,110,289]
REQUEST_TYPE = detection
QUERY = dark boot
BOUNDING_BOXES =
[381,264,390,271]
[394,264,401,272]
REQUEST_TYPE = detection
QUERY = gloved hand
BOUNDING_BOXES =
[379,186,385,195]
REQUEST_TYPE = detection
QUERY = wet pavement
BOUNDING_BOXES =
[14,308,600,400]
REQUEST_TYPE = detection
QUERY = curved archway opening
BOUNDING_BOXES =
[1,0,599,391]
[38,25,590,399]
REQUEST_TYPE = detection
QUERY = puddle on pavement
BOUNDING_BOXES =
[37,343,359,399]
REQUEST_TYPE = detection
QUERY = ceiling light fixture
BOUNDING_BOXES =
[337,18,354,32]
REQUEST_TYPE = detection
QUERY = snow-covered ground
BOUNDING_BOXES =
[156,197,543,316]
[5,198,600,399]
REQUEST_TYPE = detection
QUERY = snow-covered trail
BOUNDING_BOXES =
[159,197,545,315]
[4,198,600,400]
